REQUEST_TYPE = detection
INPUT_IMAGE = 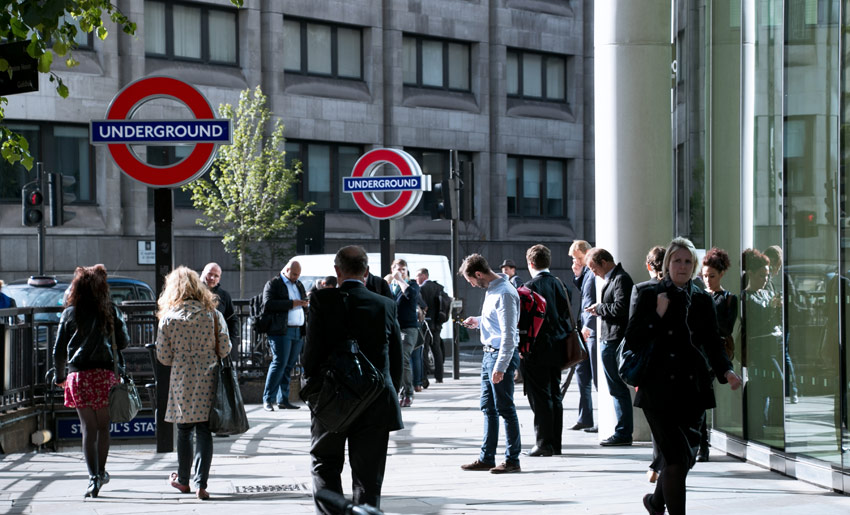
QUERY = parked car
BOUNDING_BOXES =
[4,275,155,321]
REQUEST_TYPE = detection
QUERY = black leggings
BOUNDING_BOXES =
[643,407,703,515]
[76,406,111,477]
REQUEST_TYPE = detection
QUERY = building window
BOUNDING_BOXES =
[506,156,566,218]
[285,141,363,211]
[403,35,470,91]
[0,122,94,203]
[144,1,238,65]
[284,18,362,80]
[403,148,472,215]
[506,49,566,102]
[63,15,94,49]
[147,145,198,208]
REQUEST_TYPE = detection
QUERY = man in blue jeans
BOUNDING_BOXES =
[584,248,634,446]
[262,259,308,411]
[459,254,522,474]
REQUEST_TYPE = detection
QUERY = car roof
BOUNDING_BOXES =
[7,275,152,288]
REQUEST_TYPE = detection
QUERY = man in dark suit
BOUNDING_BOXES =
[262,259,309,411]
[585,247,634,446]
[520,244,570,457]
[304,246,403,514]
[415,267,446,383]
[201,263,239,361]
[366,269,393,299]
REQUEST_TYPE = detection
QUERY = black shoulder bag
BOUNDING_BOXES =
[299,291,386,433]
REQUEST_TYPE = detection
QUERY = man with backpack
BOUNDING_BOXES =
[459,254,522,474]
[520,244,571,457]
[415,268,450,383]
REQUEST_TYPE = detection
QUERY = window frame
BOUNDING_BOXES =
[283,17,364,80]
[144,0,240,66]
[506,155,568,219]
[0,121,95,205]
[506,48,567,103]
[402,34,471,92]
[286,140,365,212]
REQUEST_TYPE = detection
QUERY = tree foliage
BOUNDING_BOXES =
[0,0,244,169]
[183,86,313,296]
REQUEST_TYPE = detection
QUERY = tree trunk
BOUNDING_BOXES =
[239,236,246,298]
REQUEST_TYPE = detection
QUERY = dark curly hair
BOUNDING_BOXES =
[646,246,666,275]
[65,264,114,334]
[703,247,731,273]
[742,248,769,272]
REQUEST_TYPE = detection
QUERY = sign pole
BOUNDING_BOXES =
[379,219,395,279]
[153,188,174,453]
[36,162,46,276]
[449,151,461,380]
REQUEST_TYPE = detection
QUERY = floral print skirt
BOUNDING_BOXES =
[64,369,118,410]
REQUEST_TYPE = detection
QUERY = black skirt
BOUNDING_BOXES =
[642,405,704,469]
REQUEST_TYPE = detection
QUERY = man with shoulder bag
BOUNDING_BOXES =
[302,246,403,514]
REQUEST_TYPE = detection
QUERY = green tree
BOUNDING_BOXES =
[0,0,243,169]
[183,86,313,296]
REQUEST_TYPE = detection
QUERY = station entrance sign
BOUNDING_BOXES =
[344,148,429,220]
[91,76,231,187]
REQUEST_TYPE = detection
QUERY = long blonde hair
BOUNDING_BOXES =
[157,266,217,319]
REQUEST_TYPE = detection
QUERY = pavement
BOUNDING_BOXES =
[2,356,848,514]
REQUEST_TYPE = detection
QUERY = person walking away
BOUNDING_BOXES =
[584,247,634,446]
[415,267,447,383]
[156,266,231,500]
[459,253,522,473]
[53,265,130,498]
[262,259,308,411]
[521,244,570,457]
[304,246,403,514]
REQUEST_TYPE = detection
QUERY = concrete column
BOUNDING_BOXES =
[594,0,673,442]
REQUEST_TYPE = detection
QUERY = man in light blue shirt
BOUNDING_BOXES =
[459,254,522,474]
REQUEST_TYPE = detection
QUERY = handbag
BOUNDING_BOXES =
[560,328,589,370]
[108,325,142,423]
[616,338,652,387]
[299,291,386,433]
[209,313,250,435]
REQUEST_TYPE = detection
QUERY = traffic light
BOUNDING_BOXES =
[48,172,76,226]
[429,179,453,220]
[795,210,817,238]
[460,161,474,222]
[22,181,44,227]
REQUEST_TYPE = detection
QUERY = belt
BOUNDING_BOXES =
[483,346,499,353]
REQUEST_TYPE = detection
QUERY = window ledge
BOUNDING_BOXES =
[506,98,573,121]
[506,0,574,17]
[284,74,371,102]
[402,86,479,113]
[145,58,247,89]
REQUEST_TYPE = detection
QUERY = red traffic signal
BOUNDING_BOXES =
[22,182,44,226]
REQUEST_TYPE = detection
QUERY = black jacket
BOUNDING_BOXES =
[211,284,239,346]
[624,277,733,410]
[596,263,633,341]
[263,275,308,336]
[393,279,421,330]
[304,281,404,432]
[524,271,571,363]
[53,305,130,382]
[366,272,393,299]
[419,280,444,330]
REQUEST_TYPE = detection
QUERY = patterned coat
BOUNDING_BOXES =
[156,300,231,424]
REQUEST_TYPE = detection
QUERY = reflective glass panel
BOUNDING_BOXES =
[337,27,361,78]
[307,24,332,74]
[283,20,301,71]
[422,40,443,87]
[208,10,237,63]
[402,36,417,84]
[448,42,469,90]
[173,5,201,59]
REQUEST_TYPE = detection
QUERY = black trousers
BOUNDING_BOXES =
[425,324,445,381]
[520,359,563,453]
[310,412,390,514]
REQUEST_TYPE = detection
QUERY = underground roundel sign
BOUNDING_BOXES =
[343,149,430,220]
[90,76,231,188]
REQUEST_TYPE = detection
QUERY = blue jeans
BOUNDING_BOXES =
[575,334,597,426]
[400,327,418,397]
[479,349,521,465]
[600,339,633,439]
[263,327,303,404]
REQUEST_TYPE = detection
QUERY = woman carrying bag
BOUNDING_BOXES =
[624,238,742,515]
[53,265,130,498]
[156,266,231,500]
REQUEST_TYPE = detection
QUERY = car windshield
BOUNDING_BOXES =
[4,285,65,309]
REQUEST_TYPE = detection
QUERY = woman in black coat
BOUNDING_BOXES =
[625,238,742,515]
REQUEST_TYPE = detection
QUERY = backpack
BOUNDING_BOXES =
[516,285,547,355]
[249,293,272,334]
[436,288,452,325]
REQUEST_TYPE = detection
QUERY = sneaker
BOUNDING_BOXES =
[263,402,274,412]
[460,459,496,471]
[490,461,521,474]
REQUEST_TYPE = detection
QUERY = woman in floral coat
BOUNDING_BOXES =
[156,266,231,500]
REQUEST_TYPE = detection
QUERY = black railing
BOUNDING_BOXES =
[0,300,274,415]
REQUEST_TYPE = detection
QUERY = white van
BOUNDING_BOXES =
[291,252,454,341]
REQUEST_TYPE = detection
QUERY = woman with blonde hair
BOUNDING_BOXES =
[53,264,130,498]
[156,266,230,500]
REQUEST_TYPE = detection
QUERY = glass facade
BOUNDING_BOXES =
[677,0,848,471]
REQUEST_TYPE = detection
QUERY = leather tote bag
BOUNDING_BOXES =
[108,327,142,423]
[616,338,652,387]
[209,314,250,435]
[561,328,589,370]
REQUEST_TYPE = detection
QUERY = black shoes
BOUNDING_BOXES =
[643,494,664,514]
[696,448,709,462]
[99,470,110,485]
[461,459,496,471]
[526,445,554,457]
[600,435,633,446]
[85,475,101,498]
[570,422,593,430]
[278,400,301,410]
[583,426,598,433]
